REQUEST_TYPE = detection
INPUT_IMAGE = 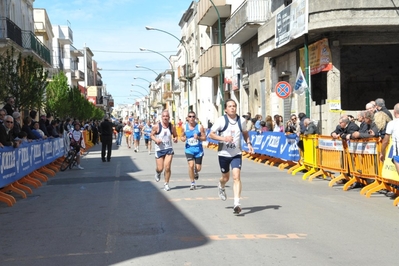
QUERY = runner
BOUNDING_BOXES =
[208,99,254,214]
[123,120,133,148]
[132,118,142,152]
[142,119,153,155]
[180,111,206,190]
[151,110,178,191]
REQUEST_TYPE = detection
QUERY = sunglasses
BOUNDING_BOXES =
[5,121,13,123]
[188,115,196,118]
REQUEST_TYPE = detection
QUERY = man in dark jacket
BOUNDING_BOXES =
[375,98,393,120]
[99,115,114,162]
[115,119,124,146]
[3,97,15,116]
[0,115,21,148]
[331,115,360,140]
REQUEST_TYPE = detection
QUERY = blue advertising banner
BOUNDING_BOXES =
[0,138,64,188]
[206,130,300,162]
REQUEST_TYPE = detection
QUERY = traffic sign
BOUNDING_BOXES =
[275,81,292,99]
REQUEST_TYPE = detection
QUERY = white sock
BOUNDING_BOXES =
[234,197,240,206]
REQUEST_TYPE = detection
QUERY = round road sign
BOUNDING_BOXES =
[275,81,292,99]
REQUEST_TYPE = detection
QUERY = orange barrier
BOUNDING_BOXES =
[344,138,380,191]
[306,136,349,186]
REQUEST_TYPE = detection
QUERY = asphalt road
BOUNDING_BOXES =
[1,138,398,266]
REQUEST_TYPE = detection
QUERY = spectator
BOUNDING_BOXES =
[39,115,50,137]
[304,118,319,135]
[259,121,268,132]
[17,131,29,143]
[273,114,284,132]
[375,98,393,120]
[298,112,307,134]
[356,111,368,132]
[365,102,377,113]
[3,96,15,116]
[32,121,47,139]
[265,115,274,131]
[0,108,5,125]
[351,111,379,139]
[21,116,38,140]
[374,111,391,139]
[29,110,37,129]
[47,120,60,138]
[12,111,22,137]
[0,115,20,148]
[331,115,360,140]
[253,114,262,131]
[285,114,300,134]
[244,112,253,131]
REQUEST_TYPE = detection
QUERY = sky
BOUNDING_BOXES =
[34,0,193,105]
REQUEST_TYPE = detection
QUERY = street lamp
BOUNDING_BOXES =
[145,26,191,114]
[135,65,159,76]
[134,77,152,85]
[209,0,224,114]
[131,84,150,94]
[139,47,176,123]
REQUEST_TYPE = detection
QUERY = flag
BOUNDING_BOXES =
[216,88,222,104]
[294,67,308,95]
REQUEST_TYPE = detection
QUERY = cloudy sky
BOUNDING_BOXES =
[34,0,192,104]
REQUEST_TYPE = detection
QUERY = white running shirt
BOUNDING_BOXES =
[154,123,173,152]
[211,115,246,157]
[385,118,399,156]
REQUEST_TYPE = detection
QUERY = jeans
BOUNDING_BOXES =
[116,132,123,145]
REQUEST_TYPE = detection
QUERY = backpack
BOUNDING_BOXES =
[156,122,172,135]
[218,114,243,134]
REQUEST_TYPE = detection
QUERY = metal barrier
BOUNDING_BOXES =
[344,138,380,191]
[289,135,319,180]
[307,136,349,186]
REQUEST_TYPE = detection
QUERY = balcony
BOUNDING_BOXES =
[72,70,84,81]
[0,17,22,47]
[22,31,52,66]
[198,0,231,26]
[198,44,226,77]
[225,0,270,44]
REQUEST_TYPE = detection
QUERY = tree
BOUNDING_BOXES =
[0,47,48,112]
[46,72,69,118]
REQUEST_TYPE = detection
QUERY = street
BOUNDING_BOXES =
[1,139,398,266]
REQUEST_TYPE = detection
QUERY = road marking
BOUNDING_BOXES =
[170,197,249,202]
[179,233,307,241]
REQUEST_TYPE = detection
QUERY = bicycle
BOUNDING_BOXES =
[60,147,80,171]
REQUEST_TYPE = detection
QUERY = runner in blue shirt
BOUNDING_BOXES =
[180,111,206,190]
[142,120,153,155]
[133,118,142,152]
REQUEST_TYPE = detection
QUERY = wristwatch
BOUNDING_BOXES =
[247,142,252,145]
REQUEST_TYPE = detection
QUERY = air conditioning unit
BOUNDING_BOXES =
[236,57,245,69]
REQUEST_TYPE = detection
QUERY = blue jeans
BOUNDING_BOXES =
[116,132,123,145]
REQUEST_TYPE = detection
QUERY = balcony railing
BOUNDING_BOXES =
[1,17,51,65]
[22,30,52,65]
[0,17,22,46]
[198,44,226,77]
[225,0,270,44]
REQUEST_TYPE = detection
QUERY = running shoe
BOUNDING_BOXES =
[233,205,242,214]
[77,165,84,170]
[194,169,199,180]
[218,185,227,201]
[155,172,161,182]
[164,183,171,191]
[190,183,196,190]
[134,148,137,152]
